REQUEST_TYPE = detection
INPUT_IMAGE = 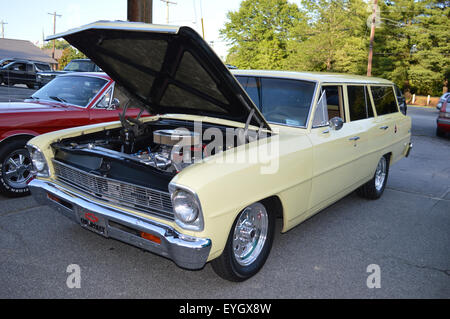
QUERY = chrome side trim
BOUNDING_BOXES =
[29,178,211,270]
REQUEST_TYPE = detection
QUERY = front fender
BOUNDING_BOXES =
[171,132,313,260]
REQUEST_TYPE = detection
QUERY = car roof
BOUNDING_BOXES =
[70,59,92,62]
[231,69,394,85]
[58,72,111,80]
[3,59,50,65]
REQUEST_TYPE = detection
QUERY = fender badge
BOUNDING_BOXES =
[394,125,398,134]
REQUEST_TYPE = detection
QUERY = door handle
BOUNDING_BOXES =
[349,136,360,141]
[380,126,389,130]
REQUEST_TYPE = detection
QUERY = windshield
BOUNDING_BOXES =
[64,60,94,72]
[0,59,14,67]
[236,76,316,127]
[31,76,108,107]
[35,63,51,71]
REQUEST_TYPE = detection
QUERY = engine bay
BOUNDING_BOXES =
[52,117,268,176]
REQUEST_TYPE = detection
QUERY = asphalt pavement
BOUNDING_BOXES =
[0,105,448,298]
[0,84,37,102]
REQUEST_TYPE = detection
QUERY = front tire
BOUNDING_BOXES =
[211,201,275,282]
[0,139,33,197]
[357,155,389,200]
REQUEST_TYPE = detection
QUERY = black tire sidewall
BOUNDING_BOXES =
[0,139,32,196]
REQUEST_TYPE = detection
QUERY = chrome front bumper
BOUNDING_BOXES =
[29,178,212,270]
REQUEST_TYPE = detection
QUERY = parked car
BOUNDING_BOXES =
[0,58,17,68]
[36,58,102,88]
[0,72,148,197]
[28,21,412,282]
[0,59,52,88]
[436,95,450,137]
[394,85,407,115]
[436,92,450,110]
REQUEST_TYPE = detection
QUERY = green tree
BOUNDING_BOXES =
[42,39,71,50]
[369,0,449,95]
[58,47,86,70]
[222,0,449,95]
[221,0,306,69]
[286,0,369,73]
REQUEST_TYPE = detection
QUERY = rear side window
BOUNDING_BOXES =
[371,86,398,115]
[347,85,373,121]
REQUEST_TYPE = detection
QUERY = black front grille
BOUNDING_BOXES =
[52,160,174,220]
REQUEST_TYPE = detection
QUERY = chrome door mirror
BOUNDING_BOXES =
[329,117,344,131]
[109,98,120,110]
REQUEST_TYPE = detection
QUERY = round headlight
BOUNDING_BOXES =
[32,151,46,171]
[27,145,49,177]
[172,190,199,224]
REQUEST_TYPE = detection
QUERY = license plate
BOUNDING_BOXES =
[77,208,108,237]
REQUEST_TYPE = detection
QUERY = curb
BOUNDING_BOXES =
[407,105,437,109]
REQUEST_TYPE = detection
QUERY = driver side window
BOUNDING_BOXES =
[312,85,344,128]
[95,84,132,110]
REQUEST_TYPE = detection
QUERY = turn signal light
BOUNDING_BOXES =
[140,232,161,244]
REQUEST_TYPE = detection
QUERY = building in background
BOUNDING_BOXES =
[0,38,57,69]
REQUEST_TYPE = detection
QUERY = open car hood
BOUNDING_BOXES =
[47,21,270,131]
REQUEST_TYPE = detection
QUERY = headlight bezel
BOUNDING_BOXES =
[169,183,204,231]
[26,144,50,178]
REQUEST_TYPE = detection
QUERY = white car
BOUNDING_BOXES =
[437,93,450,110]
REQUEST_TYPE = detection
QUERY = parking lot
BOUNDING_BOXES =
[0,84,37,102]
[0,92,449,298]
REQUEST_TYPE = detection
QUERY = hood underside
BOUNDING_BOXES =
[47,21,270,130]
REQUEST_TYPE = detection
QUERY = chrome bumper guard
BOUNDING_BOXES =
[29,179,211,270]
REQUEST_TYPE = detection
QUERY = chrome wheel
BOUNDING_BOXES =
[233,202,269,266]
[374,157,387,191]
[3,149,32,189]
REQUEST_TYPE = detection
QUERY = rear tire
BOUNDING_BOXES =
[211,201,275,282]
[0,139,33,197]
[356,155,389,200]
[436,128,445,137]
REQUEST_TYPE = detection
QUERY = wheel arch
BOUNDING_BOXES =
[0,133,38,150]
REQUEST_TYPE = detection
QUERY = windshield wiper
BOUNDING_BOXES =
[49,96,67,103]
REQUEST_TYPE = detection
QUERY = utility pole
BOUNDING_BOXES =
[161,0,177,24]
[199,0,205,39]
[48,12,62,60]
[128,0,153,23]
[0,20,7,38]
[367,0,378,77]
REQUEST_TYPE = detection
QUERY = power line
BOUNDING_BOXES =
[160,0,177,24]
[48,12,62,61]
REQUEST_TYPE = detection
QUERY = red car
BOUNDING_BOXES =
[437,95,450,137]
[0,72,147,196]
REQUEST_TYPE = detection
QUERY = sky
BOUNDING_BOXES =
[0,0,252,60]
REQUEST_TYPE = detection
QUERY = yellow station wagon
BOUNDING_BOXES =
[27,21,412,281]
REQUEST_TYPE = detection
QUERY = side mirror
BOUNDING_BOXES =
[329,117,344,131]
[109,98,120,110]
